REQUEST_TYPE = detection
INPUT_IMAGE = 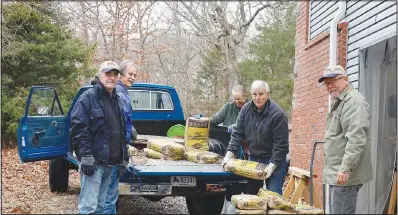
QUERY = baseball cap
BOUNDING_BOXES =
[318,65,347,83]
[99,61,120,74]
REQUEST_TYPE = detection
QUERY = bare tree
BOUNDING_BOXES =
[166,1,283,93]
[62,1,161,82]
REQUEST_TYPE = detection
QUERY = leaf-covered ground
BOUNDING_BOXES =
[1,147,80,214]
[1,147,189,214]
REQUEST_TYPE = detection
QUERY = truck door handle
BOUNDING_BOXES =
[35,130,46,135]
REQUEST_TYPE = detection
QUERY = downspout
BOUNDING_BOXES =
[325,1,347,214]
[328,1,347,113]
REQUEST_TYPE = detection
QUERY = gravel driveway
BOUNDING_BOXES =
[2,148,230,214]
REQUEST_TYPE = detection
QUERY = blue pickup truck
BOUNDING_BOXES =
[17,83,247,214]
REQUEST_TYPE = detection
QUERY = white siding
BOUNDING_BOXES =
[309,1,339,40]
[346,0,396,86]
[308,0,397,87]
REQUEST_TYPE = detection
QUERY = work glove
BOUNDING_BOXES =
[227,123,235,133]
[118,160,129,178]
[80,156,96,176]
[264,162,277,179]
[192,114,204,119]
[131,127,137,144]
[221,151,235,171]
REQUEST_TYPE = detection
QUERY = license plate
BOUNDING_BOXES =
[170,176,196,187]
[131,184,158,193]
[119,183,171,195]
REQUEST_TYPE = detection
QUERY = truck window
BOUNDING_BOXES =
[151,91,173,110]
[28,88,62,116]
[129,90,173,110]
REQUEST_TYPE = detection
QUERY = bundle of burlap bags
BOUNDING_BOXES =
[145,138,186,160]
[230,188,323,214]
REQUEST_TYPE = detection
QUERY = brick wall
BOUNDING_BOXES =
[291,1,348,206]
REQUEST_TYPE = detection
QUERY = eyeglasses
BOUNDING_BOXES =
[324,76,344,86]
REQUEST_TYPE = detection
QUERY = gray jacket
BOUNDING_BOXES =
[226,100,289,166]
[323,85,373,186]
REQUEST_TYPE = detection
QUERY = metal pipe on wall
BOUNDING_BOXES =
[325,1,347,213]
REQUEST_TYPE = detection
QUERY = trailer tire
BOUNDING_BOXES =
[49,158,69,193]
[186,195,225,215]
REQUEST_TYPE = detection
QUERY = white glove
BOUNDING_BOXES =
[264,162,277,179]
[221,151,235,170]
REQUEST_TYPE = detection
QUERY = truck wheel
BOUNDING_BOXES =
[49,158,69,192]
[186,195,225,215]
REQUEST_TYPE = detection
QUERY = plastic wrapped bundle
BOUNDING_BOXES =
[184,117,210,151]
[127,145,138,157]
[161,153,184,161]
[294,204,324,214]
[143,148,161,159]
[257,188,295,212]
[147,138,185,155]
[224,159,267,180]
[185,147,222,164]
[231,194,268,210]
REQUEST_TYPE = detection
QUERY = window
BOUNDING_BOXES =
[129,90,173,110]
[151,91,173,109]
[28,87,63,116]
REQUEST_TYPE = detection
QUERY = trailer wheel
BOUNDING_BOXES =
[186,195,225,215]
[49,158,69,192]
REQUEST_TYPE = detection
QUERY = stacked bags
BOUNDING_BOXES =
[185,147,222,164]
[230,194,268,214]
[257,188,296,213]
[146,138,185,160]
[257,188,323,214]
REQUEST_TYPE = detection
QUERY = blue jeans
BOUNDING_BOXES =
[103,165,119,214]
[78,163,113,214]
[246,156,287,195]
[329,184,362,214]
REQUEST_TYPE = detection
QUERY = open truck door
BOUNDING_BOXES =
[17,86,69,163]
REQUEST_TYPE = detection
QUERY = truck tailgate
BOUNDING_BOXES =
[128,156,233,176]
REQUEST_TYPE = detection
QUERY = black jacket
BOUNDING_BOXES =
[70,78,128,164]
[226,99,289,166]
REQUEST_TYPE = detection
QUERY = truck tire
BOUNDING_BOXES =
[49,158,69,193]
[186,195,225,215]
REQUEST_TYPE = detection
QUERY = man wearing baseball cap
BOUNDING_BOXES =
[319,65,373,214]
[71,60,129,214]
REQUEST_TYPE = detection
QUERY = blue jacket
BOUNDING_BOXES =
[227,99,289,166]
[71,78,128,164]
[116,80,134,143]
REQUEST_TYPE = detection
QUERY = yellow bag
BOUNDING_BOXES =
[184,117,210,151]
[235,209,266,214]
[147,138,185,155]
[231,194,267,210]
[185,147,222,164]
[257,188,295,212]
[143,148,161,159]
[294,204,324,214]
[224,159,267,180]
